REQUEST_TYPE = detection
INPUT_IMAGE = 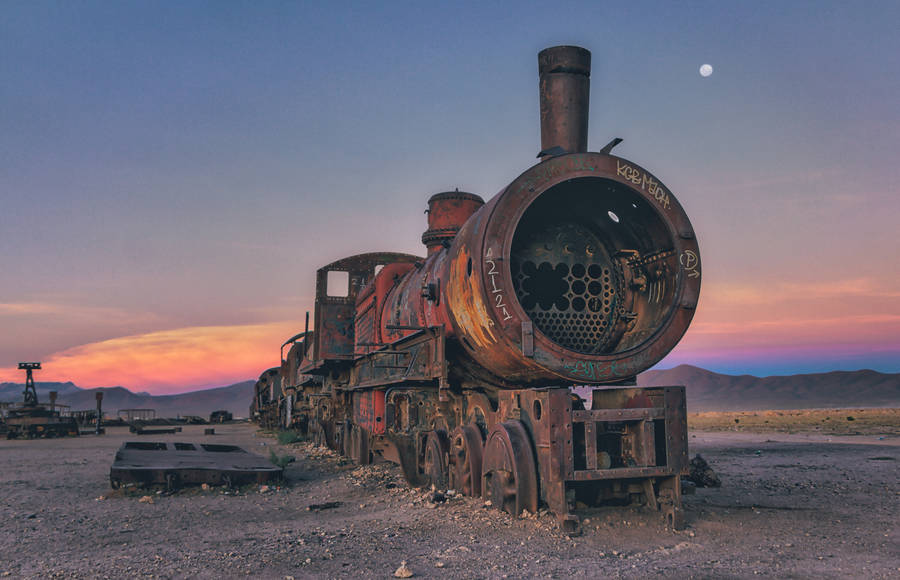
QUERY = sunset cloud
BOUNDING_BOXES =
[0,322,303,394]
[702,277,900,307]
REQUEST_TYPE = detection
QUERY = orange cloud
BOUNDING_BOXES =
[0,322,303,394]
[677,275,900,355]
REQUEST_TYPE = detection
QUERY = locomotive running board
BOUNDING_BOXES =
[109,441,283,490]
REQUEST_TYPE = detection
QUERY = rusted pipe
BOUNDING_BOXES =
[538,46,591,157]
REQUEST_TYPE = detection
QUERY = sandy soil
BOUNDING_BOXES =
[1,422,898,579]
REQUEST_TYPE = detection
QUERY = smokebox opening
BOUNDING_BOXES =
[510,177,679,355]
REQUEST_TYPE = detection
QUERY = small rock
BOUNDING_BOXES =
[394,560,414,578]
[688,454,721,488]
[435,562,445,568]
[138,496,154,504]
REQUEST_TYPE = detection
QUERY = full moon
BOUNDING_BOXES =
[699,64,713,77]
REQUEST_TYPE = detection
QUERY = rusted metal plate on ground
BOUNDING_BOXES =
[109,442,282,489]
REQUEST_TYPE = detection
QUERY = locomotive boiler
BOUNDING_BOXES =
[254,46,701,533]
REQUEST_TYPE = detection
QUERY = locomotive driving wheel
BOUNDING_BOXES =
[423,429,450,490]
[481,421,538,515]
[448,424,483,497]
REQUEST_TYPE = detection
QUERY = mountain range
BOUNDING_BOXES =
[639,365,900,412]
[1,365,898,417]
[0,380,254,419]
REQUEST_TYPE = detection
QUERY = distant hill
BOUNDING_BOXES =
[4,366,898,418]
[639,365,900,412]
[0,380,255,419]
[0,381,81,401]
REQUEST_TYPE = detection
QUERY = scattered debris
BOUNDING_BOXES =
[687,454,721,487]
[306,502,342,512]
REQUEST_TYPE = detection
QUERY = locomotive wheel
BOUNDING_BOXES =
[423,429,450,490]
[448,425,483,497]
[481,421,538,515]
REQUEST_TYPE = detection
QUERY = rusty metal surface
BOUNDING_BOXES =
[538,45,591,157]
[442,152,701,387]
[250,45,700,533]
[482,420,539,516]
[308,253,422,369]
[422,191,485,254]
[448,424,483,497]
[109,441,282,489]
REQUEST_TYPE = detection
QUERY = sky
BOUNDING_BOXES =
[2,1,898,394]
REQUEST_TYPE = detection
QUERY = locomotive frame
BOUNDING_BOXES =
[251,46,700,534]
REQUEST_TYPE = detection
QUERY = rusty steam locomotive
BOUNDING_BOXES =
[252,46,701,533]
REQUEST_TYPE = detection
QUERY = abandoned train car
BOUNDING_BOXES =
[252,46,701,533]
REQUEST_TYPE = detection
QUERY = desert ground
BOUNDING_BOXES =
[1,412,898,579]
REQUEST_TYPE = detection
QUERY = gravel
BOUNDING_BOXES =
[1,423,898,578]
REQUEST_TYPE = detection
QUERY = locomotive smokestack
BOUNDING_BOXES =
[538,46,591,157]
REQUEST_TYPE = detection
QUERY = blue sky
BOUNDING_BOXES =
[1,1,898,390]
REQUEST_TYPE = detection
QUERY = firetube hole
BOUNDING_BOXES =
[510,177,679,355]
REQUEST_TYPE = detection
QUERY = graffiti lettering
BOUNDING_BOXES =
[562,359,636,381]
[616,160,671,210]
[485,248,513,321]
[679,250,700,279]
